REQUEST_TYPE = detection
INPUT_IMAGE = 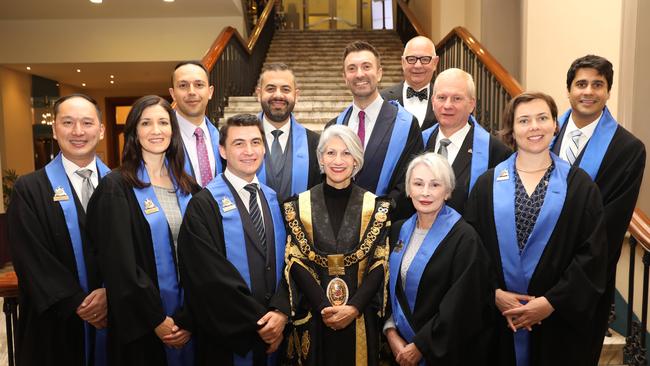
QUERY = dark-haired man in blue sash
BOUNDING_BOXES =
[178,114,289,365]
[255,63,321,201]
[169,61,222,187]
[327,40,423,220]
[551,54,646,363]
[422,68,511,215]
[8,94,108,366]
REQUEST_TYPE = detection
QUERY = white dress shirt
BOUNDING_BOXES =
[348,95,384,147]
[177,111,217,184]
[61,154,99,201]
[263,115,291,153]
[402,82,430,127]
[435,122,472,165]
[559,112,601,162]
[224,168,265,229]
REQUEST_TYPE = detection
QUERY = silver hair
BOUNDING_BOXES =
[317,124,364,177]
[404,152,455,198]
[432,68,476,99]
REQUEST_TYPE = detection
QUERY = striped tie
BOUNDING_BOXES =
[244,184,267,252]
[75,169,94,211]
[565,130,583,165]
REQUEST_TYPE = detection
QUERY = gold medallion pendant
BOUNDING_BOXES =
[326,277,349,306]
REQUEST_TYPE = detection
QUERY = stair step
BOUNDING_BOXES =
[598,329,625,365]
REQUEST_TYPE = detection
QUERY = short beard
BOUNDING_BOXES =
[261,101,293,123]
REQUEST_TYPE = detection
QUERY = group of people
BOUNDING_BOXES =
[7,34,646,366]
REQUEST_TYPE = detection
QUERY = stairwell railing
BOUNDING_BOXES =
[395,0,522,132]
[201,0,276,125]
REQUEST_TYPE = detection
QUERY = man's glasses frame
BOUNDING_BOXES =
[403,56,434,65]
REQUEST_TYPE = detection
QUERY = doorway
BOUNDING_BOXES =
[303,0,360,30]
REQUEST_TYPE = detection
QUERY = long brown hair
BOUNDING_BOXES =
[119,95,198,194]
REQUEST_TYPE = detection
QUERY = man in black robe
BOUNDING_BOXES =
[255,63,321,201]
[326,40,423,220]
[423,68,511,215]
[178,114,289,365]
[380,35,439,130]
[8,94,109,365]
[551,54,646,363]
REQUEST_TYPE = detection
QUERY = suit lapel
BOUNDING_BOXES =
[365,100,396,164]
[551,121,568,155]
[452,125,474,183]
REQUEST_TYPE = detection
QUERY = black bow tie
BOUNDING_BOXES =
[406,87,428,101]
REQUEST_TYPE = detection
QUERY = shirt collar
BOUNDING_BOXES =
[262,114,292,139]
[61,154,97,177]
[568,110,602,140]
[176,110,207,140]
[224,167,260,194]
[352,94,384,123]
[403,82,430,93]
[438,120,471,148]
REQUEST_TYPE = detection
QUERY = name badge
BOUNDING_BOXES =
[496,169,510,181]
[393,240,404,253]
[53,186,69,201]
[143,198,159,214]
[221,196,236,212]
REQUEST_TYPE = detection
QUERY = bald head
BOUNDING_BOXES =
[432,68,477,135]
[401,36,439,90]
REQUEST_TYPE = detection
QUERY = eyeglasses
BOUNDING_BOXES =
[404,56,434,65]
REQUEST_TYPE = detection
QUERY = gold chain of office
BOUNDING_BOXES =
[283,201,390,268]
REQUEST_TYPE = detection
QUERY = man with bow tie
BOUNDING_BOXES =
[381,36,439,130]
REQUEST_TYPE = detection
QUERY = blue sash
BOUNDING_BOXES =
[181,115,222,180]
[553,106,617,180]
[205,174,286,366]
[492,153,569,366]
[256,113,310,195]
[389,206,460,351]
[44,153,110,366]
[335,100,411,195]
[132,164,193,366]
[421,116,490,194]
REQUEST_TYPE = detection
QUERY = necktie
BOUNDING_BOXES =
[270,130,284,171]
[75,169,94,211]
[406,86,428,101]
[437,138,452,159]
[358,110,366,147]
[194,127,213,187]
[243,184,267,252]
[565,129,583,165]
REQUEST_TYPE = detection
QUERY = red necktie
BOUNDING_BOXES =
[358,110,366,147]
[194,127,213,187]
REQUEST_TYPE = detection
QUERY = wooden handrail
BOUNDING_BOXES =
[201,0,275,71]
[396,0,427,38]
[436,26,523,97]
[630,207,650,252]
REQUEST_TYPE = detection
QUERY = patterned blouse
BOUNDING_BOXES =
[514,163,555,253]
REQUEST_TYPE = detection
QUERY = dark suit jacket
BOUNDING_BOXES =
[380,81,437,130]
[304,128,323,190]
[424,121,512,215]
[326,100,423,220]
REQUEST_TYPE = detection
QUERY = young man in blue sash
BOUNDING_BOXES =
[8,94,109,365]
[380,36,439,130]
[169,61,222,187]
[255,63,321,201]
[551,55,646,363]
[422,68,511,215]
[327,40,423,220]
[178,114,289,365]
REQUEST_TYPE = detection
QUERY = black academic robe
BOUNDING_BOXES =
[283,184,391,366]
[326,100,423,220]
[86,171,195,366]
[424,121,512,215]
[8,169,102,365]
[552,120,646,362]
[177,182,290,366]
[464,166,607,366]
[387,218,494,365]
[380,81,438,130]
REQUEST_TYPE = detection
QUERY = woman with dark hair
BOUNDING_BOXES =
[87,95,199,365]
[465,92,607,366]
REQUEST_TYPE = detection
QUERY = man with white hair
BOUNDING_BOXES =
[381,36,439,130]
[423,68,511,215]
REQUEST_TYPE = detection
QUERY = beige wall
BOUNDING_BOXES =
[480,0,521,80]
[0,16,245,64]
[0,66,34,176]
[0,149,4,213]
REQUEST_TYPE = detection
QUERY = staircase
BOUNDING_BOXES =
[223,29,406,131]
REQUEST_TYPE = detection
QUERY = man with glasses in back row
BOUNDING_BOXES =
[381,36,440,131]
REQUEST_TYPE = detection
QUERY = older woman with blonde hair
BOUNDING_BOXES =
[282,124,391,366]
[385,152,493,365]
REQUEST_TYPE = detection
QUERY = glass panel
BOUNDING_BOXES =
[372,0,393,29]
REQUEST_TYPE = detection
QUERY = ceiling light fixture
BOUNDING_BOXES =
[82,83,87,87]
[110,80,115,84]
[76,69,81,73]
[110,75,115,79]
[89,0,102,4]
[164,0,175,3]
[26,66,31,70]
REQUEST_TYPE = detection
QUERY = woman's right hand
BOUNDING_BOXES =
[495,289,535,332]
[385,328,407,359]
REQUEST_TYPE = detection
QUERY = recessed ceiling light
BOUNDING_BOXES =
[89,0,102,3]
[26,66,31,70]
[82,83,86,87]
[164,0,174,3]
[110,75,115,79]
[56,83,60,87]
[76,69,81,73]
[110,80,115,84]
